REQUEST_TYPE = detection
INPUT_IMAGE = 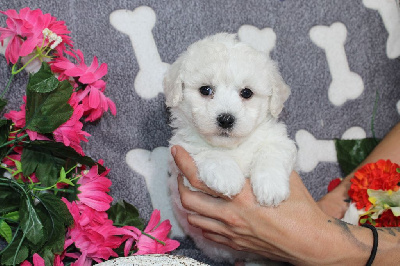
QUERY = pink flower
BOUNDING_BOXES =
[4,101,25,128]
[62,199,138,265]
[77,162,113,212]
[133,209,180,255]
[21,253,45,266]
[53,104,91,156]
[78,86,117,122]
[50,49,116,121]
[0,7,72,64]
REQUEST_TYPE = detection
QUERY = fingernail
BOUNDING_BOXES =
[171,146,177,157]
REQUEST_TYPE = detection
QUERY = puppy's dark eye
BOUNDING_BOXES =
[240,88,253,99]
[199,86,213,96]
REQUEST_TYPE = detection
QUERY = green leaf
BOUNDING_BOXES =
[0,98,7,113]
[23,141,106,173]
[26,194,73,258]
[0,119,12,158]
[27,62,60,93]
[37,193,73,228]
[0,220,12,243]
[21,146,65,187]
[0,186,21,214]
[3,211,19,222]
[0,232,29,265]
[58,167,74,186]
[19,195,44,245]
[335,138,380,176]
[359,218,367,224]
[25,80,73,133]
[32,204,63,257]
[107,200,144,230]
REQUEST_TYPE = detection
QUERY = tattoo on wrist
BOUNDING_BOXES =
[376,227,400,236]
[328,219,370,251]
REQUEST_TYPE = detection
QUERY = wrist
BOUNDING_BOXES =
[311,218,372,265]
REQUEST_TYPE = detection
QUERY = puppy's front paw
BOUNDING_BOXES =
[251,168,290,206]
[196,157,245,197]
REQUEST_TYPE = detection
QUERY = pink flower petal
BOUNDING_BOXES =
[32,253,45,266]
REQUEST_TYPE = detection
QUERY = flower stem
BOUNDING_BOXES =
[1,73,15,98]
[11,54,41,75]
[13,231,25,266]
[0,133,29,149]
[141,231,166,246]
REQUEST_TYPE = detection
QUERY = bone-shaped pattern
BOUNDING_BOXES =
[238,25,276,54]
[363,0,400,59]
[397,100,400,115]
[310,22,364,106]
[110,6,169,99]
[125,147,185,238]
[296,127,367,172]
[0,38,8,55]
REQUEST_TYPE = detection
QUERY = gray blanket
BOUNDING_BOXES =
[1,1,399,265]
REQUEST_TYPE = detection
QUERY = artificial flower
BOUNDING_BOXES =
[53,104,90,155]
[4,97,26,128]
[349,159,400,211]
[20,253,45,266]
[77,162,113,212]
[0,7,72,64]
[62,199,123,265]
[327,177,342,192]
[78,85,117,122]
[0,7,179,266]
[134,209,180,255]
[347,159,400,227]
[50,49,116,121]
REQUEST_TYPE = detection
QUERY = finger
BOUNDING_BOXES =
[202,231,242,250]
[203,232,284,262]
[188,212,270,251]
[187,213,233,237]
[178,175,227,219]
[172,146,226,197]
[171,145,198,181]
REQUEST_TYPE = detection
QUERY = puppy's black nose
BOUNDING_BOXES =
[217,113,235,129]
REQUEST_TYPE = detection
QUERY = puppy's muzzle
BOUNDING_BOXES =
[217,113,235,129]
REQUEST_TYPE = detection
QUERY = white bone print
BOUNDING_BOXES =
[125,147,184,237]
[363,0,400,59]
[310,22,364,106]
[238,25,276,54]
[296,127,367,172]
[110,6,169,99]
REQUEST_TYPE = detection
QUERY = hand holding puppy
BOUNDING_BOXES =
[171,145,400,265]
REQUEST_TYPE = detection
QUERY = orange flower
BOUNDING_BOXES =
[349,159,400,211]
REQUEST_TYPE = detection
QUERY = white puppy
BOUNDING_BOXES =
[164,33,297,261]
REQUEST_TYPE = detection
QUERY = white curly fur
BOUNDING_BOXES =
[164,33,297,262]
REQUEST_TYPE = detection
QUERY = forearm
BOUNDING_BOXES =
[289,217,400,265]
[323,220,400,265]
[334,122,400,199]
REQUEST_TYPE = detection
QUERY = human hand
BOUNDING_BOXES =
[317,180,350,219]
[171,145,335,264]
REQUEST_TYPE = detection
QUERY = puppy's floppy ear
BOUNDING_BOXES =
[269,63,290,118]
[163,56,185,107]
